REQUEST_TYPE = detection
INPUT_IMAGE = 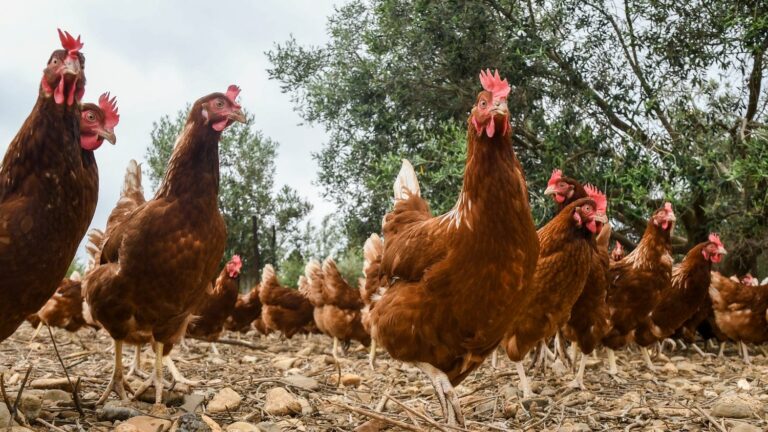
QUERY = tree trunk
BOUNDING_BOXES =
[271,224,278,269]
[252,215,261,273]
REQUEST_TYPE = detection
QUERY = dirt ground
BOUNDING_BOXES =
[1,323,766,431]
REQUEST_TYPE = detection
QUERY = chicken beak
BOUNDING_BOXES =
[97,127,117,145]
[492,100,509,116]
[544,185,557,196]
[62,56,81,76]
[595,213,608,224]
[718,246,727,255]
[228,108,246,124]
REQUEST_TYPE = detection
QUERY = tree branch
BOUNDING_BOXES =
[741,36,768,140]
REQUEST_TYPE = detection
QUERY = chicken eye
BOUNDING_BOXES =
[479,100,487,108]
[51,58,60,66]
[84,112,95,122]
[215,99,225,109]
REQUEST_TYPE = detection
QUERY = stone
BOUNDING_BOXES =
[181,393,207,413]
[296,346,314,357]
[272,357,299,370]
[226,422,261,432]
[737,379,752,391]
[559,422,592,432]
[298,397,313,415]
[711,397,754,418]
[729,421,761,432]
[207,387,242,413]
[171,412,212,432]
[0,403,19,427]
[97,400,147,421]
[42,389,72,404]
[119,415,173,432]
[340,373,362,387]
[675,361,698,373]
[264,387,301,416]
[256,422,281,432]
[283,375,319,391]
[10,391,42,421]
[201,415,222,432]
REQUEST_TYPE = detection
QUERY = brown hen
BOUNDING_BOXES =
[366,70,539,426]
[84,87,244,405]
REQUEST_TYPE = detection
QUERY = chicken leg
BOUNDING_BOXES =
[415,362,464,427]
[368,338,377,370]
[133,342,165,405]
[739,341,751,365]
[515,361,532,399]
[164,356,200,385]
[641,346,656,371]
[97,340,132,405]
[568,350,587,390]
[126,344,148,379]
[491,348,499,369]
[606,348,619,375]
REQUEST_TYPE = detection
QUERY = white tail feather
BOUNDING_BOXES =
[122,159,143,197]
[85,229,105,273]
[261,264,276,284]
[393,159,420,201]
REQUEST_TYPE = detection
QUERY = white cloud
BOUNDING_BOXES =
[0,1,342,261]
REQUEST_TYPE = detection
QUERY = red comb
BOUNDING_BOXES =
[57,29,83,54]
[584,184,608,213]
[614,241,623,250]
[547,169,562,187]
[708,233,723,247]
[226,85,241,108]
[479,69,510,100]
[664,202,673,212]
[98,93,120,129]
[230,255,242,265]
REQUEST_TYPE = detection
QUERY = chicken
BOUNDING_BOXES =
[224,283,267,335]
[186,255,242,353]
[709,271,768,364]
[0,30,110,342]
[259,265,314,339]
[360,233,384,368]
[561,185,612,389]
[502,197,601,397]
[305,258,369,361]
[543,169,588,208]
[366,70,539,426]
[611,241,625,262]
[84,87,244,405]
[602,202,676,374]
[633,234,727,363]
[26,272,96,336]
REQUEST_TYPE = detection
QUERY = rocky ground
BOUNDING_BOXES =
[0,324,766,431]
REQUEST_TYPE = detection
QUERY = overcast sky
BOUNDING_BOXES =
[0,1,342,261]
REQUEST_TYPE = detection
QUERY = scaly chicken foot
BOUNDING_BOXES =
[164,356,201,385]
[133,342,165,406]
[739,341,751,365]
[567,350,587,390]
[97,340,132,405]
[126,344,149,379]
[490,348,499,369]
[414,362,465,427]
[641,346,656,371]
[515,361,533,399]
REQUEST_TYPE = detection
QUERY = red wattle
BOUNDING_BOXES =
[586,220,597,233]
[485,117,495,138]
[212,119,229,131]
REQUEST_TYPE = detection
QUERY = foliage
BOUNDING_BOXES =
[146,107,312,277]
[269,0,768,274]
[67,257,85,278]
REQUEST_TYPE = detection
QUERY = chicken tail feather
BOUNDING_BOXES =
[122,159,143,198]
[85,228,105,272]
[393,159,420,201]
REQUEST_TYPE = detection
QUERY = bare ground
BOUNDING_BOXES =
[1,324,766,431]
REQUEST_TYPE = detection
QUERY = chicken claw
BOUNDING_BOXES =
[133,342,165,405]
[164,356,201,386]
[97,340,133,405]
[515,362,533,399]
[567,350,587,390]
[641,346,656,371]
[415,362,465,427]
[126,344,149,379]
